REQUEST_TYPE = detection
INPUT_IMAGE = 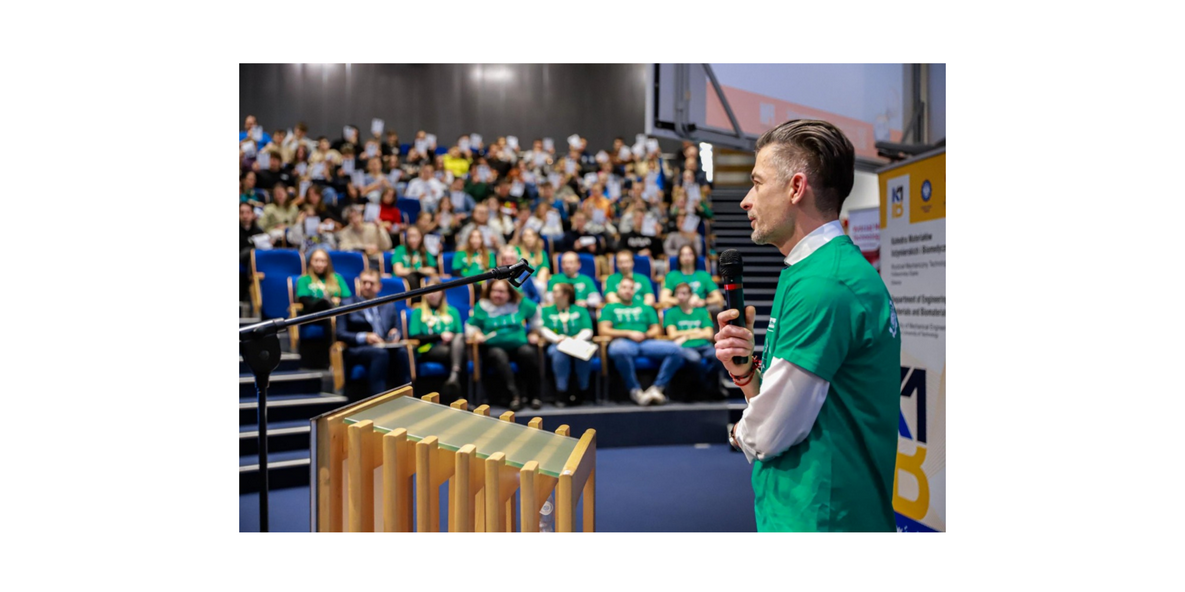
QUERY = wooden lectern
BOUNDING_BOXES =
[310,385,596,532]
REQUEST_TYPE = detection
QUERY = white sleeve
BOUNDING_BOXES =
[734,358,830,464]
[540,327,562,343]
[574,328,593,341]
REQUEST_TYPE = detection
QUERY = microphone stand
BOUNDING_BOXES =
[239,258,535,532]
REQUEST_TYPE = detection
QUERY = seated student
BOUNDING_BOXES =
[377,187,404,247]
[392,224,439,291]
[540,282,594,407]
[614,209,659,257]
[498,245,541,304]
[337,205,393,270]
[335,269,411,399]
[295,248,353,369]
[663,213,704,259]
[559,211,604,256]
[240,202,267,305]
[466,278,541,411]
[664,282,724,399]
[513,226,551,286]
[407,276,466,401]
[290,184,342,250]
[259,183,299,235]
[604,250,655,306]
[599,277,684,406]
[547,251,601,308]
[453,228,496,277]
[660,244,724,314]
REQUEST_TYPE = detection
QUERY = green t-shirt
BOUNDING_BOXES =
[392,245,438,271]
[540,305,592,337]
[408,305,463,338]
[548,274,600,302]
[515,246,551,271]
[664,269,718,299]
[662,306,713,348]
[753,235,901,532]
[467,299,538,349]
[295,273,352,300]
[452,250,496,277]
[604,272,653,299]
[600,302,657,333]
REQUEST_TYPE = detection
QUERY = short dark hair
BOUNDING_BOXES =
[755,119,855,217]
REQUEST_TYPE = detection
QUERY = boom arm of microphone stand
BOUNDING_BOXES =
[496,258,535,287]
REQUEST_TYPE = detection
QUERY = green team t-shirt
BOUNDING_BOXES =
[600,302,657,333]
[664,269,717,299]
[392,245,438,271]
[541,305,592,337]
[452,250,496,277]
[548,273,600,302]
[408,306,463,338]
[295,273,352,300]
[753,235,901,532]
[467,299,538,349]
[515,246,551,272]
[662,306,713,348]
[605,272,653,299]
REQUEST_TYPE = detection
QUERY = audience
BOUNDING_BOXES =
[466,278,541,411]
[600,277,683,406]
[242,122,730,407]
[335,269,410,399]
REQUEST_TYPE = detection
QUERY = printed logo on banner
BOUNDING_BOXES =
[887,174,909,225]
[921,180,933,214]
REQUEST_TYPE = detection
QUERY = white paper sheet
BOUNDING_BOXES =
[543,138,554,152]
[567,134,581,148]
[252,126,263,142]
[642,213,659,237]
[681,213,701,233]
[371,118,384,136]
[459,137,470,152]
[425,134,437,148]
[510,182,525,197]
[578,236,596,247]
[256,150,271,169]
[305,216,321,236]
[507,136,519,150]
[424,233,442,256]
[565,160,577,174]
[250,233,273,249]
[341,158,355,175]
[364,203,380,222]
[557,338,597,361]
[618,146,631,161]
[471,134,483,147]
[591,209,606,225]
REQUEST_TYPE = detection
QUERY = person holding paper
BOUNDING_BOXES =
[239,171,264,204]
[540,282,594,408]
[665,282,725,400]
[614,209,658,256]
[456,204,507,251]
[466,278,542,411]
[255,148,292,192]
[447,177,476,216]
[360,156,392,203]
[239,114,272,147]
[660,244,723,311]
[259,183,299,236]
[600,277,684,406]
[290,185,342,250]
[559,212,604,256]
[337,206,392,269]
[531,201,566,241]
[391,225,439,290]
[452,229,496,278]
[604,250,655,306]
[547,252,601,308]
[433,194,461,249]
[407,276,467,401]
[282,122,316,165]
[334,269,411,399]
[663,214,704,261]
[405,164,447,213]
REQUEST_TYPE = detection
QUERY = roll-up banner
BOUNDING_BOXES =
[878,148,946,532]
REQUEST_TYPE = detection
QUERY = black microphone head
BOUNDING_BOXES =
[719,249,743,283]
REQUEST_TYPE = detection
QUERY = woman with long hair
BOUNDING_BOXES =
[514,226,551,286]
[295,248,352,368]
[540,282,594,407]
[377,187,403,247]
[452,228,495,277]
[259,183,298,234]
[391,224,439,290]
[407,276,466,401]
[466,278,541,411]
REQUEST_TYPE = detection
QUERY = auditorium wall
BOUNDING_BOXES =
[240,64,648,151]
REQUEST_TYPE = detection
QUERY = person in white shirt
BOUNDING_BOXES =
[405,163,447,213]
[455,204,507,250]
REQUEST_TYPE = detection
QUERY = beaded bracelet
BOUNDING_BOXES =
[729,357,762,387]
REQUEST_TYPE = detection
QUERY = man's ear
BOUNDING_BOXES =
[787,172,808,206]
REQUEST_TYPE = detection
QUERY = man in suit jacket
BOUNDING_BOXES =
[334,269,410,398]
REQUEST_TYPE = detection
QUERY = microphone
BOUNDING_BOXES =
[718,249,750,367]
[495,258,536,287]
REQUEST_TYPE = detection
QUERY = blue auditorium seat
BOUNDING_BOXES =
[251,249,304,320]
[397,197,421,225]
[328,250,367,291]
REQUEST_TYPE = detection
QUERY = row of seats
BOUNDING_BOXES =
[250,248,713,322]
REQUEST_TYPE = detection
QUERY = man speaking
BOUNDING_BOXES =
[714,120,901,532]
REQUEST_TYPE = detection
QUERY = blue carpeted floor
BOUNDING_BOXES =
[241,444,756,532]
